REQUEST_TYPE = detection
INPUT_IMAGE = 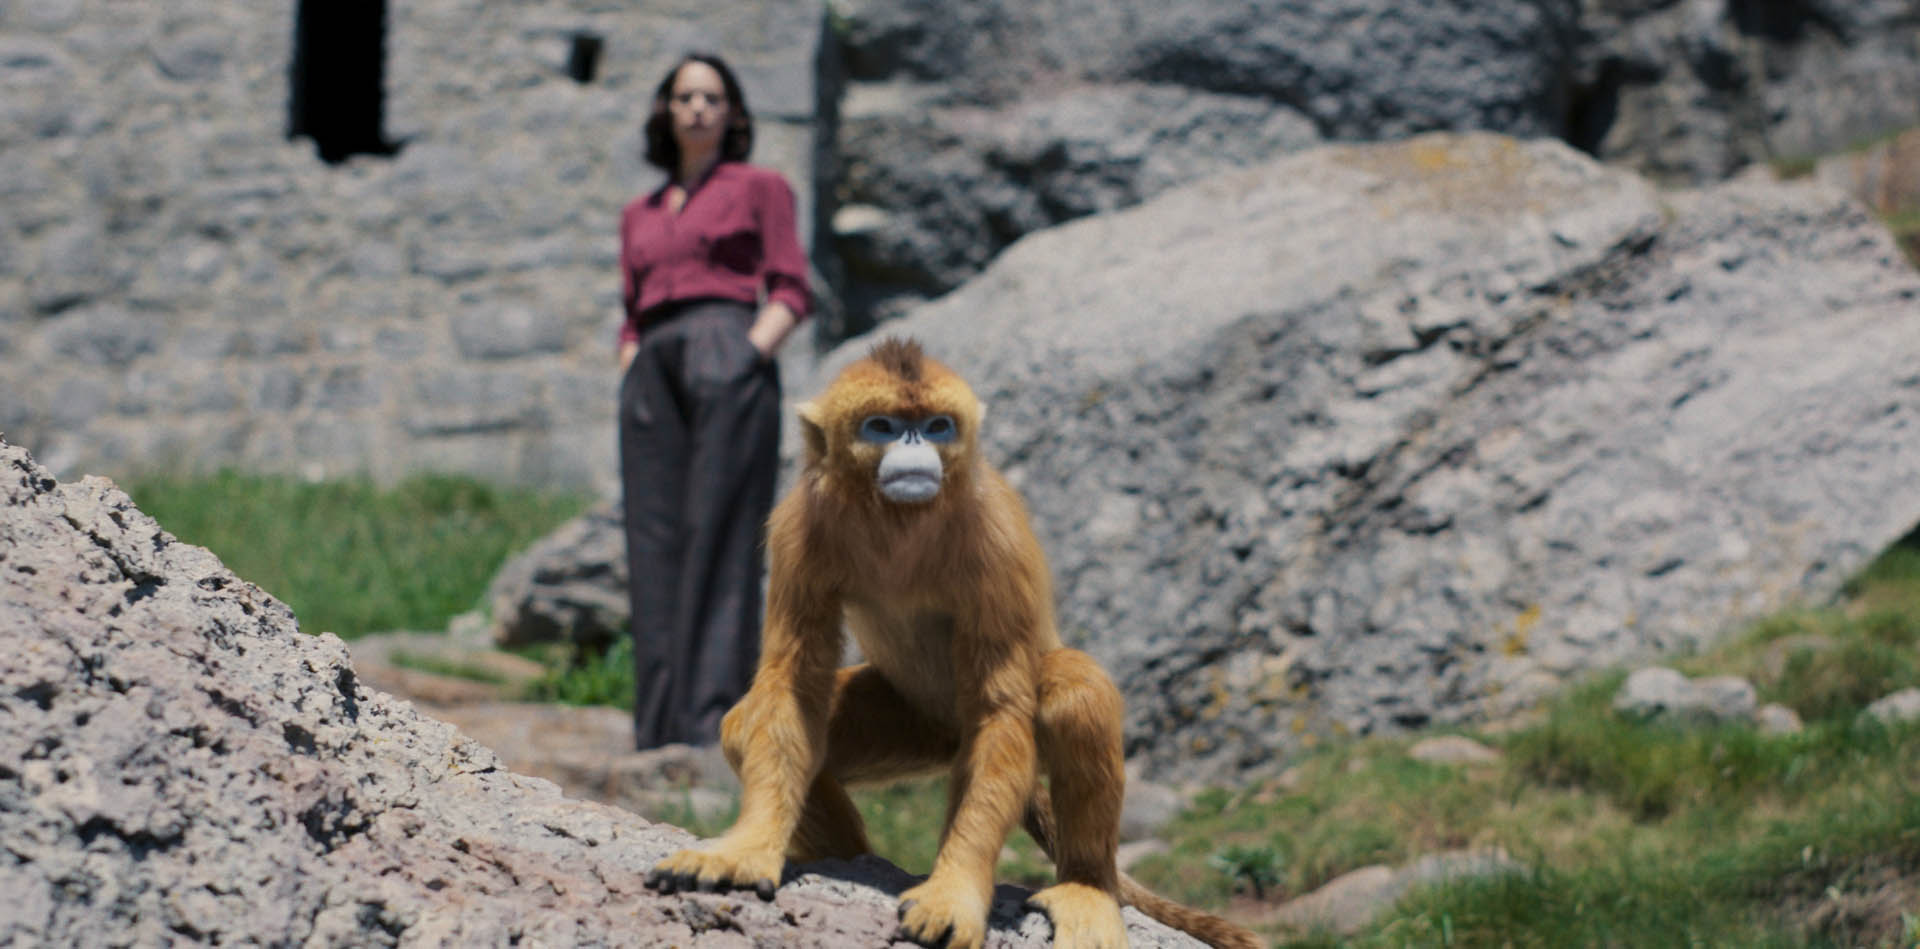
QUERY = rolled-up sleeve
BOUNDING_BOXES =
[755,172,812,320]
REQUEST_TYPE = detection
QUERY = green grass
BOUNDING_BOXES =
[1122,532,1920,947]
[124,470,590,639]
[524,637,638,708]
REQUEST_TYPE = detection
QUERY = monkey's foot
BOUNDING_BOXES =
[645,844,783,901]
[1026,883,1127,949]
[897,875,990,949]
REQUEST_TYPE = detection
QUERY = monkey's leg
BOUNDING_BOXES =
[897,648,1038,949]
[1025,648,1128,949]
[790,664,959,861]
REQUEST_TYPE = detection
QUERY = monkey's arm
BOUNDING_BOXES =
[647,522,840,898]
[897,589,1042,949]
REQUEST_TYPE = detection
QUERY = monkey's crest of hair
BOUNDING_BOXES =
[867,336,925,383]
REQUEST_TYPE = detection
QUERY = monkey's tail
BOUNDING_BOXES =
[1116,871,1264,949]
[1022,791,1264,949]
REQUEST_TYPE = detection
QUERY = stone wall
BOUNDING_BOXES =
[0,0,831,490]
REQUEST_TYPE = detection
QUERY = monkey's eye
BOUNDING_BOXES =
[858,415,904,442]
[920,415,957,443]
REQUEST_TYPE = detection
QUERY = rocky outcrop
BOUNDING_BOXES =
[0,439,1206,947]
[805,132,1920,780]
[829,0,1920,326]
[1574,0,1920,182]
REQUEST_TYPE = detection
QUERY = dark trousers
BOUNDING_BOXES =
[618,299,781,750]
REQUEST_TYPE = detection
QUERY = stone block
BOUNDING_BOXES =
[1613,667,1758,726]
[150,26,227,81]
[404,368,534,436]
[45,375,111,428]
[248,367,303,413]
[449,303,567,361]
[374,329,428,361]
[311,365,383,412]
[44,305,158,366]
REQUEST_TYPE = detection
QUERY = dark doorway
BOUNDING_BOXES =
[290,0,400,164]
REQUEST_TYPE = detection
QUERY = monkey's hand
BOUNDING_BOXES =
[1027,883,1128,949]
[645,841,784,901]
[897,874,991,949]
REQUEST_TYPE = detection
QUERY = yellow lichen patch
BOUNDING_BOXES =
[1502,603,1542,656]
[1201,679,1230,721]
[1408,140,1465,172]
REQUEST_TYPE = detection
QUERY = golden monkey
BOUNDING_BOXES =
[647,338,1260,949]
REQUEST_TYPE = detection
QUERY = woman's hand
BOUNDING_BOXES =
[618,339,640,371]
[747,301,800,359]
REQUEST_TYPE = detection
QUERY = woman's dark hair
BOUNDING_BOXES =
[643,53,754,172]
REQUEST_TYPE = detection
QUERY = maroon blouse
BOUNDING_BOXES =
[617,161,812,346]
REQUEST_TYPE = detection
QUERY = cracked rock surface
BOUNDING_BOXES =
[0,441,1203,947]
[803,131,1920,781]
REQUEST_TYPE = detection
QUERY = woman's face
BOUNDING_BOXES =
[667,61,731,154]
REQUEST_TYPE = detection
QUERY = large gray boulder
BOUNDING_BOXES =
[0,439,1204,947]
[1576,0,1920,182]
[486,497,629,651]
[808,131,1920,780]
[828,0,1920,329]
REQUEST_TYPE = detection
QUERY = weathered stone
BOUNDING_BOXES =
[43,375,111,428]
[0,437,1207,947]
[29,221,118,313]
[1260,848,1523,936]
[14,0,84,31]
[488,497,628,651]
[806,132,1920,780]
[1407,736,1503,766]
[449,302,568,361]
[827,0,1920,321]
[150,27,227,81]
[245,367,303,413]
[1118,776,1185,844]
[309,365,382,412]
[1754,703,1804,736]
[374,328,428,361]
[403,368,535,436]
[1861,688,1920,727]
[1613,668,1758,726]
[834,81,1325,320]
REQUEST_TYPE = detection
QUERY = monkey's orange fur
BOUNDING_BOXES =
[647,339,1259,949]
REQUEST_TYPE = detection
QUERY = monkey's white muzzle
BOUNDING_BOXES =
[878,442,943,503]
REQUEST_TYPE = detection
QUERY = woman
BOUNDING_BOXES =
[617,52,809,750]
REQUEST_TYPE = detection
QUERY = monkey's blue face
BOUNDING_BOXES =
[860,414,955,503]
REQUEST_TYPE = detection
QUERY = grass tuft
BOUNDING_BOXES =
[125,470,589,639]
[524,637,638,709]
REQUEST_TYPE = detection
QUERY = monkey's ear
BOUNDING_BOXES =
[796,401,827,466]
